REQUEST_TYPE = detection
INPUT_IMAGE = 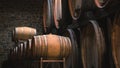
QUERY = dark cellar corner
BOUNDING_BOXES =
[0,0,43,68]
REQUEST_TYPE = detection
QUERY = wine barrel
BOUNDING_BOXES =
[10,48,16,60]
[95,0,110,8]
[81,20,105,68]
[54,0,62,29]
[68,0,81,20]
[25,39,32,59]
[22,42,27,58]
[104,0,119,11]
[17,42,24,59]
[43,0,54,33]
[11,47,18,60]
[31,34,72,59]
[62,29,79,68]
[54,0,71,30]
[15,46,18,57]
[112,11,120,68]
[68,0,110,20]
[13,27,37,41]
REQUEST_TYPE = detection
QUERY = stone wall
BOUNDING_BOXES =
[0,0,43,68]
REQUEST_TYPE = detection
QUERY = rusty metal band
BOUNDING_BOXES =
[65,37,69,57]
[67,29,78,68]
[66,37,72,57]
[20,43,24,57]
[91,20,101,68]
[34,29,37,35]
[17,43,20,54]
[98,24,105,68]
[91,20,104,66]
[28,39,32,50]
[58,36,62,58]
[64,37,69,58]
[15,46,18,57]
[23,41,27,57]
[38,36,42,57]
[35,36,39,57]
[43,35,48,59]
[64,37,67,58]
[40,36,44,57]
[62,37,66,58]
[34,36,37,58]
[63,37,66,58]
[40,36,42,57]
[67,37,71,57]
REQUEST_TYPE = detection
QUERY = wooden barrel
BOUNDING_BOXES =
[81,20,105,68]
[11,47,18,60]
[22,42,27,58]
[68,0,81,20]
[53,0,71,30]
[31,34,72,59]
[13,27,37,40]
[68,0,110,20]
[43,0,54,33]
[15,46,18,57]
[25,39,32,59]
[17,42,24,59]
[105,0,119,9]
[95,0,110,8]
[112,11,120,68]
[10,48,16,61]
[62,29,79,68]
[54,0,62,29]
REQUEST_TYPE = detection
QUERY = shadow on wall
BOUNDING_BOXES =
[0,0,43,68]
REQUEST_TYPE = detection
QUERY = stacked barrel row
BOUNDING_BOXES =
[43,0,119,34]
[42,0,120,68]
[7,0,120,68]
[9,27,37,60]
[8,27,73,68]
[10,28,72,59]
[8,27,37,68]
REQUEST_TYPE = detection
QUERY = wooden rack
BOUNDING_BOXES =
[40,57,66,68]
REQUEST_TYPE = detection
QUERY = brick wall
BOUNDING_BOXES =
[0,0,43,68]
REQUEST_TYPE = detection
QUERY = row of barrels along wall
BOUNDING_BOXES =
[5,0,120,68]
[42,0,120,68]
[8,27,73,68]
[8,27,37,68]
[43,0,119,34]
